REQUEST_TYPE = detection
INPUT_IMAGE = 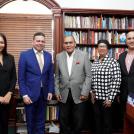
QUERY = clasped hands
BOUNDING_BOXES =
[90,92,112,108]
[0,92,12,104]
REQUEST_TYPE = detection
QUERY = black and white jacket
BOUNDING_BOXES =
[91,55,121,102]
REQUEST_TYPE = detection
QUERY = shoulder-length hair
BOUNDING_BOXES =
[0,33,8,55]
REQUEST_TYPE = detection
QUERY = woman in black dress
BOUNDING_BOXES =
[0,33,16,134]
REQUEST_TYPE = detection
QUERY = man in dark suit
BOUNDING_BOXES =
[18,32,54,134]
[118,31,134,118]
[55,36,92,134]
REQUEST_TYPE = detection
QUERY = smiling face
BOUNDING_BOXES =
[0,36,5,53]
[32,35,45,52]
[98,43,109,57]
[126,32,134,51]
[63,36,76,56]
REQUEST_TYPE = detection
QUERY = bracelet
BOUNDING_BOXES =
[8,92,13,94]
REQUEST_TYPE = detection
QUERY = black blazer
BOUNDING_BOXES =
[0,54,16,97]
[118,51,134,101]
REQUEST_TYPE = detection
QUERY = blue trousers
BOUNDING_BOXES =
[25,89,47,134]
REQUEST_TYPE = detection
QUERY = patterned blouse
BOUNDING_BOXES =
[91,55,121,102]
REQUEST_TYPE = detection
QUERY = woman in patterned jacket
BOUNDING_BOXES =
[90,39,121,134]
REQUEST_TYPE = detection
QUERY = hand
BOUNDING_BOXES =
[117,96,120,103]
[0,96,4,103]
[23,96,33,105]
[56,95,62,102]
[103,99,112,108]
[90,92,95,104]
[47,93,52,101]
[2,92,12,104]
[80,95,88,100]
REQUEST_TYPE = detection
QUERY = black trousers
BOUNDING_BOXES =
[0,103,11,134]
[59,90,86,134]
[120,100,126,125]
[92,100,113,134]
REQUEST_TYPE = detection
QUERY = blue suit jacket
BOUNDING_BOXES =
[18,49,54,102]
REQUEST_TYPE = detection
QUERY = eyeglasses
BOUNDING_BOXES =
[98,45,107,49]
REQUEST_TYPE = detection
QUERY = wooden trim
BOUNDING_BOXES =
[61,8,134,15]
[0,13,53,19]
[0,0,60,9]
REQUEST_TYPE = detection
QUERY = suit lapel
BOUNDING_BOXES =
[63,51,69,77]
[1,55,7,71]
[121,51,128,75]
[129,58,134,75]
[29,49,41,74]
[70,50,79,77]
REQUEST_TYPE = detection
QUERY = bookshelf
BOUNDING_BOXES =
[12,90,59,134]
[62,9,134,61]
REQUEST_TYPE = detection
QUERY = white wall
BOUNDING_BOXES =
[56,0,134,10]
[0,0,133,14]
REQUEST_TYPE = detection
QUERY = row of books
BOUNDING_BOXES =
[46,106,59,121]
[65,31,87,44]
[65,30,127,45]
[90,31,127,44]
[75,47,127,60]
[65,15,134,29]
[16,107,26,123]
[102,17,134,29]
[64,15,100,28]
[89,31,112,44]
[16,106,59,123]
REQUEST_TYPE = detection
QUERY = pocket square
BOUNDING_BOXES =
[76,62,80,65]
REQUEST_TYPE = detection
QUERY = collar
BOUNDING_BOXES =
[97,54,109,62]
[127,49,134,55]
[65,50,75,57]
[33,47,43,54]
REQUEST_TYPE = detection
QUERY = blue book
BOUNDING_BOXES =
[56,106,59,120]
[68,31,72,35]
[65,31,69,36]
[102,20,105,29]
[115,31,117,44]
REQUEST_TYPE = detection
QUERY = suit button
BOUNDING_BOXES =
[69,79,71,81]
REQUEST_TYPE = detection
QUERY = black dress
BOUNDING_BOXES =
[0,54,16,134]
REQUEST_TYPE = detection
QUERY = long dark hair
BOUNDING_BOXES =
[0,33,8,55]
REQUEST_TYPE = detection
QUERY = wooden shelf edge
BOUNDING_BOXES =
[65,27,134,31]
[76,43,127,46]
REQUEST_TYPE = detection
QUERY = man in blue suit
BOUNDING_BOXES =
[18,32,54,134]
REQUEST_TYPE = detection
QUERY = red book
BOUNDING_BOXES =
[91,31,95,44]
[95,48,98,59]
[81,16,83,28]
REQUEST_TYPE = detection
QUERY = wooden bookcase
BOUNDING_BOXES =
[61,9,134,61]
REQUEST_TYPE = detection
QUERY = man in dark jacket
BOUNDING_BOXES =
[118,31,134,118]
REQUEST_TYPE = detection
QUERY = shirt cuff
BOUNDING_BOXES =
[23,95,28,98]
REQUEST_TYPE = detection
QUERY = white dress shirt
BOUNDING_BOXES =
[23,48,44,98]
[66,50,75,76]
